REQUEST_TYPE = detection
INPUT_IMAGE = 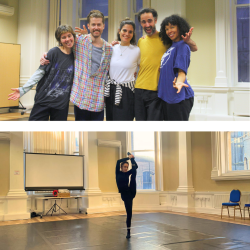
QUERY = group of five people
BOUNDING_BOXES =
[8,8,198,121]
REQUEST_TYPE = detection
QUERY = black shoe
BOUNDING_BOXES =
[126,231,131,239]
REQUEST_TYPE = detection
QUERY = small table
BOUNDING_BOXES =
[35,196,85,218]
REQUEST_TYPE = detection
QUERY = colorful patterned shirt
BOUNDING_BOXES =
[70,35,113,112]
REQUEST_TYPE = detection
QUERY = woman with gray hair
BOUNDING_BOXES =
[8,25,75,121]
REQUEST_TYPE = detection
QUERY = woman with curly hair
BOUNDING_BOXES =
[158,15,195,121]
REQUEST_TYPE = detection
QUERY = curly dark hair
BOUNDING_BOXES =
[159,15,191,46]
[137,8,158,22]
[117,18,136,45]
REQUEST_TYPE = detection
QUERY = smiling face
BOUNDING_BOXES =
[165,23,181,42]
[60,32,74,49]
[121,163,129,173]
[119,24,134,45]
[88,17,105,38]
[140,12,157,36]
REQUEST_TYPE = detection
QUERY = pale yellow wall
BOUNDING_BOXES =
[186,0,216,86]
[191,132,250,192]
[0,140,10,196]
[0,0,19,43]
[97,132,126,193]
[98,147,119,193]
[162,132,179,191]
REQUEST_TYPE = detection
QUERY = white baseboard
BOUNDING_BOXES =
[3,213,30,221]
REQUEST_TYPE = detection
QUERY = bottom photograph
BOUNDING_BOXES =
[0,131,250,250]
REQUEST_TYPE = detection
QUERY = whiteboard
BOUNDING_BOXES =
[25,153,84,191]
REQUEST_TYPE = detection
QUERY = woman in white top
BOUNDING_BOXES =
[104,18,140,121]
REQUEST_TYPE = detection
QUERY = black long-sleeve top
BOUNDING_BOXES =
[116,157,138,193]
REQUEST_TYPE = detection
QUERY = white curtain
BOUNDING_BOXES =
[33,132,65,154]
[49,0,60,48]
[23,132,79,154]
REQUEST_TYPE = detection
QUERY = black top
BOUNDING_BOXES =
[35,47,75,109]
[116,157,138,193]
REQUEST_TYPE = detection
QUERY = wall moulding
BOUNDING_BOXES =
[0,132,10,141]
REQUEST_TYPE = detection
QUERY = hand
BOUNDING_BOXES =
[111,40,120,46]
[8,88,20,101]
[40,52,49,65]
[173,77,189,94]
[181,27,194,43]
[134,72,137,78]
[128,154,134,159]
[74,25,88,36]
[141,35,146,39]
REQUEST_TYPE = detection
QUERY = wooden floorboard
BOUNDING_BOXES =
[1,210,249,227]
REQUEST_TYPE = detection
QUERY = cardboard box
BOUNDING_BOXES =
[58,192,70,197]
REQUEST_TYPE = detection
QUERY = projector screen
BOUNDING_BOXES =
[25,153,84,191]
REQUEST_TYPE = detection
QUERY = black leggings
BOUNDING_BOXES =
[121,191,133,228]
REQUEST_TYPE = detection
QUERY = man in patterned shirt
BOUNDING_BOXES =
[42,10,113,121]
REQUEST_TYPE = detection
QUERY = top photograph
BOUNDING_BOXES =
[0,0,249,121]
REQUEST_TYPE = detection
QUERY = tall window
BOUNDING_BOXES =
[234,0,250,83]
[74,132,79,155]
[131,0,143,43]
[230,132,250,170]
[79,0,109,42]
[130,132,155,190]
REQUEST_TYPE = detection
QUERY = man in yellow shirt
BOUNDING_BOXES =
[135,8,197,121]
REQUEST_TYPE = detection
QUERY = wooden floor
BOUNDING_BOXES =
[1,210,249,227]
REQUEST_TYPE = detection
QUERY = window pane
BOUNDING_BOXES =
[136,0,143,12]
[237,0,250,4]
[131,132,154,151]
[135,14,143,43]
[237,6,250,82]
[75,132,79,155]
[82,0,109,17]
[134,151,155,190]
[231,132,250,170]
[80,19,109,42]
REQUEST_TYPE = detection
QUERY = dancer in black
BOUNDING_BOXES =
[116,153,138,239]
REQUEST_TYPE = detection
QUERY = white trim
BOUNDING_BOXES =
[0,132,10,141]
[0,4,14,16]
[215,0,230,87]
[211,132,250,180]
[97,139,122,159]
[155,132,163,191]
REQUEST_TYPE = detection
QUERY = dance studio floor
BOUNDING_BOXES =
[1,212,250,250]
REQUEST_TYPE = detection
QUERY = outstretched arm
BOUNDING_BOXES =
[8,69,45,100]
[182,27,198,52]
[74,25,88,36]
[173,70,189,94]
[116,157,129,175]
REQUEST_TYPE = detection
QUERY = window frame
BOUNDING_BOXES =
[215,0,250,88]
[232,0,250,86]
[211,132,250,180]
[78,0,109,41]
[126,131,163,191]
